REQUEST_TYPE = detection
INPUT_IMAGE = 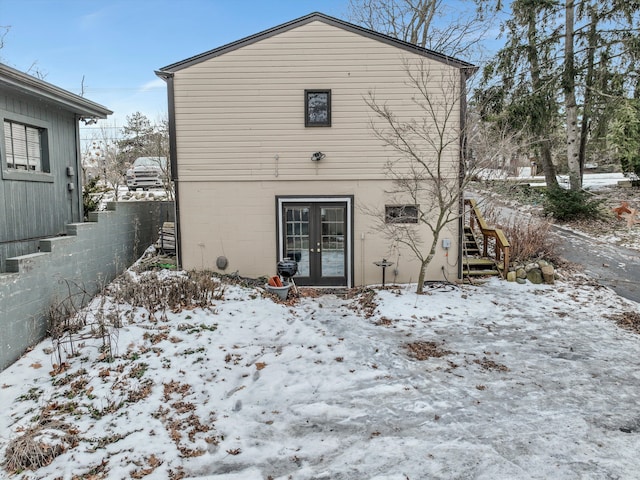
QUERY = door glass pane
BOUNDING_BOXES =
[284,206,309,277]
[321,207,344,277]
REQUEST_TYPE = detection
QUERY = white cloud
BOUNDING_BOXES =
[139,78,166,92]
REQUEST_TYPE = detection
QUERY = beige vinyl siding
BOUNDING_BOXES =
[178,179,458,285]
[170,18,466,284]
[172,21,461,183]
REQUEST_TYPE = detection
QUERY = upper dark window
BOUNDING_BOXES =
[3,120,48,172]
[385,205,419,224]
[305,90,331,127]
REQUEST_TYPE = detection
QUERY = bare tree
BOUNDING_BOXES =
[467,108,528,178]
[365,60,479,293]
[349,0,493,60]
[149,114,173,201]
[0,25,9,52]
[0,26,47,80]
[484,0,640,192]
[117,112,173,200]
[84,124,124,201]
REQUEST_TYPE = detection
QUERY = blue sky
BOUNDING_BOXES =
[1,0,496,138]
[1,0,350,133]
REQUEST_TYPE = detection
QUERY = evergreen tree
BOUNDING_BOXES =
[480,0,640,190]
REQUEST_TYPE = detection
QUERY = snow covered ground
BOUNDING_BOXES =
[2,268,640,479]
[478,169,632,191]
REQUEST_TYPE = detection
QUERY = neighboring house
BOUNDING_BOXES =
[156,12,474,287]
[0,63,112,272]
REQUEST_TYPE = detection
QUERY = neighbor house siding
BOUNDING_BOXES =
[171,21,461,183]
[0,90,82,272]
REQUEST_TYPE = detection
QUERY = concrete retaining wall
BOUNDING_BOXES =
[0,201,174,371]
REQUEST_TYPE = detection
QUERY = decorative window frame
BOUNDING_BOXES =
[385,205,419,224]
[305,89,331,127]
[1,113,52,183]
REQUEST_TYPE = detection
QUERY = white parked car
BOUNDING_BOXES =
[126,157,167,191]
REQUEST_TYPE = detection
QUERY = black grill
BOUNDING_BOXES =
[277,260,298,278]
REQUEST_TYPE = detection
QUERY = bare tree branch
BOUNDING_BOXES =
[364,60,475,293]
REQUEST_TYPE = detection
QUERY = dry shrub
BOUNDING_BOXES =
[483,205,557,263]
[347,288,378,318]
[4,420,77,473]
[111,270,225,312]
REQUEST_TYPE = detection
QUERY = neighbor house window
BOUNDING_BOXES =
[385,205,419,224]
[4,120,46,172]
[305,90,331,127]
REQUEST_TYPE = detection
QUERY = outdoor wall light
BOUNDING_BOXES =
[80,116,98,125]
[311,151,325,162]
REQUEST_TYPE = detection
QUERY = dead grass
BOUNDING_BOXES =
[473,357,509,372]
[4,420,78,473]
[406,341,452,360]
[605,311,640,335]
[348,288,378,318]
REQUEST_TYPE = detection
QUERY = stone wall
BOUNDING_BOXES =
[0,201,174,370]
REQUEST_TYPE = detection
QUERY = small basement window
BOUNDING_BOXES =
[3,120,48,173]
[305,90,331,127]
[385,205,419,224]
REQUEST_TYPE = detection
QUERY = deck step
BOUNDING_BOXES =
[463,269,500,276]
[463,225,501,277]
[464,258,496,266]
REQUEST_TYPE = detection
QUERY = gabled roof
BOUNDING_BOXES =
[0,63,112,118]
[158,12,476,74]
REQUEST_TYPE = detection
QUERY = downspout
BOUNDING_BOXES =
[155,69,182,268]
[73,115,83,223]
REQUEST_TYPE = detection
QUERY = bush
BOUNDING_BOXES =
[543,186,604,221]
[480,180,546,206]
[82,176,105,220]
[482,205,557,263]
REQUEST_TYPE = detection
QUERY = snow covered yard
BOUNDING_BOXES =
[1,270,640,480]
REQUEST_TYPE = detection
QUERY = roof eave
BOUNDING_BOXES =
[0,63,113,118]
[158,12,476,74]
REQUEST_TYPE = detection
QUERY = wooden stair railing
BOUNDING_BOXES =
[464,199,510,278]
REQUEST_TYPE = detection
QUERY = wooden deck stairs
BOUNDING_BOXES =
[462,226,500,277]
[463,199,511,279]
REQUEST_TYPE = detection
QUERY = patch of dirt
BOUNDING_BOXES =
[406,341,452,360]
[605,311,640,335]
[375,316,394,326]
[473,357,509,372]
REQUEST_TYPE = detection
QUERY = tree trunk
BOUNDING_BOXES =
[527,7,559,189]
[564,0,582,190]
[415,238,439,294]
[416,260,427,294]
[540,139,558,189]
[578,6,597,178]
